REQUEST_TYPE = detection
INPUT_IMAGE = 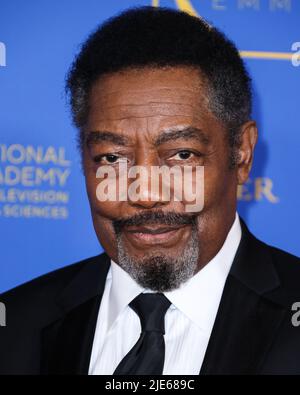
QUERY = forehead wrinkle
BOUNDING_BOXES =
[90,113,203,122]
[91,89,207,105]
[91,88,208,110]
[92,86,205,100]
[90,103,207,122]
[98,101,204,109]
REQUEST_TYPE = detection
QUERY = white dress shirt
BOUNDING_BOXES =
[89,213,242,375]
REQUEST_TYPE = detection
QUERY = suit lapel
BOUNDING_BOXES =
[200,275,287,375]
[200,220,287,375]
[41,253,110,375]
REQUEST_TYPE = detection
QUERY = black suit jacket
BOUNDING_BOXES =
[1,220,300,375]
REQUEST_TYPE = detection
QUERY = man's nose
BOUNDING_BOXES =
[127,164,168,210]
[128,148,169,209]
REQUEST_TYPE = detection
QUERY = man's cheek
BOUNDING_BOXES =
[91,200,123,220]
[202,167,229,203]
[85,175,110,212]
[92,217,119,261]
[85,173,98,201]
[178,166,204,213]
[91,210,117,242]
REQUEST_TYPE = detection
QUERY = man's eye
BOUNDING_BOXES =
[94,154,127,164]
[171,151,195,161]
[104,154,119,163]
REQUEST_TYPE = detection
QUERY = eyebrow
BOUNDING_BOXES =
[154,127,210,146]
[84,131,130,146]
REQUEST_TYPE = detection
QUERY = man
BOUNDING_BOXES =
[1,6,300,375]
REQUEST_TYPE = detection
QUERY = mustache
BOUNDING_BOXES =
[113,210,197,233]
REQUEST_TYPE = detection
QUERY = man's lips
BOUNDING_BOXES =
[122,224,189,246]
[125,224,187,234]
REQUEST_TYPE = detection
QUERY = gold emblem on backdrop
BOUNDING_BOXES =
[151,0,297,61]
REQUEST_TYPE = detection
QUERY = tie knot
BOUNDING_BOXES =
[129,293,171,334]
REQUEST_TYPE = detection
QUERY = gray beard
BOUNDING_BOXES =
[116,225,200,292]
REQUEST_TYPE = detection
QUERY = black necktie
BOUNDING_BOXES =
[113,293,171,375]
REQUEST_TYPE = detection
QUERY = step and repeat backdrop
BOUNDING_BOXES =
[0,0,299,292]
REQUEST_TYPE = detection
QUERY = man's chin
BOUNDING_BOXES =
[116,226,200,292]
[119,255,192,292]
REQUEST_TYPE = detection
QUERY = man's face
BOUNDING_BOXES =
[83,66,256,291]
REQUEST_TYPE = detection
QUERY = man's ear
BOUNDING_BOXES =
[236,121,258,185]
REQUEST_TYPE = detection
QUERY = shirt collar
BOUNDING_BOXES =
[108,213,242,335]
[107,260,144,330]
